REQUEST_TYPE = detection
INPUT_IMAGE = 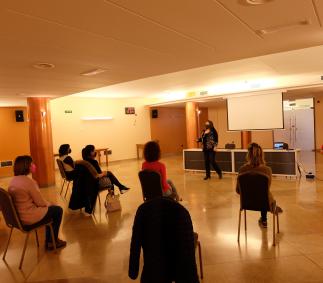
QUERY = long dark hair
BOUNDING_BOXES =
[247,143,265,167]
[206,120,215,130]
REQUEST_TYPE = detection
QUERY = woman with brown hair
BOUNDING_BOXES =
[8,155,66,250]
[236,143,282,228]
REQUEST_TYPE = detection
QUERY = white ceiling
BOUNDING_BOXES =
[74,45,323,103]
[2,0,323,101]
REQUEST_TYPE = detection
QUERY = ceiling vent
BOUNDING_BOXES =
[199,91,208,96]
[0,160,13,167]
[32,62,55,70]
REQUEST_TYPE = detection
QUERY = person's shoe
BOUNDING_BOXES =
[218,173,223,179]
[46,239,67,251]
[204,176,210,180]
[120,187,130,194]
[258,218,267,228]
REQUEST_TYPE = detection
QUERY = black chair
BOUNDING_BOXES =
[138,170,203,279]
[0,188,56,269]
[69,161,114,214]
[237,172,280,246]
[138,170,163,202]
[56,159,73,198]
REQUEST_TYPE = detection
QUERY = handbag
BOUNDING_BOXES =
[104,193,121,212]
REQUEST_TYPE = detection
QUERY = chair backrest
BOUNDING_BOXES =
[0,188,24,230]
[56,159,67,179]
[138,170,163,201]
[237,172,270,212]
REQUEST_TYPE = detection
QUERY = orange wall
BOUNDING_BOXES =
[150,106,209,154]
[150,107,188,154]
[0,107,30,177]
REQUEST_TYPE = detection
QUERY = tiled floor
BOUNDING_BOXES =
[1,152,323,282]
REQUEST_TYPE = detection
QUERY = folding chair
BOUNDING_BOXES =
[0,188,56,269]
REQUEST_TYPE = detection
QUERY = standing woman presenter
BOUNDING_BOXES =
[198,120,223,180]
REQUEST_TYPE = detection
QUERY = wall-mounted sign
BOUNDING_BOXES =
[125,107,135,114]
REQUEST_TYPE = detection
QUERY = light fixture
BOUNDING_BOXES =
[81,116,113,121]
[257,19,310,35]
[241,0,273,5]
[32,62,55,70]
[80,68,107,76]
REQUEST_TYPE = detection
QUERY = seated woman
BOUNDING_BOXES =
[82,144,130,194]
[236,143,282,228]
[8,155,66,250]
[59,144,75,179]
[142,141,181,201]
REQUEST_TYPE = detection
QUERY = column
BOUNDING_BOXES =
[241,131,252,149]
[27,98,55,187]
[185,102,198,148]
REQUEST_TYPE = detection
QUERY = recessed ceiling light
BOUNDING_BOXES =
[257,19,310,35]
[240,0,273,5]
[80,68,107,76]
[32,62,55,70]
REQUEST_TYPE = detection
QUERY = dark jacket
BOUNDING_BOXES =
[68,161,99,214]
[84,158,102,174]
[201,128,218,151]
[129,197,199,283]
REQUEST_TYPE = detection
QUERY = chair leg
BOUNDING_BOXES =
[277,213,280,234]
[48,224,57,252]
[197,241,203,279]
[244,210,247,231]
[19,233,30,269]
[64,181,70,198]
[60,179,66,195]
[273,213,276,246]
[3,227,13,260]
[35,230,39,247]
[237,209,242,243]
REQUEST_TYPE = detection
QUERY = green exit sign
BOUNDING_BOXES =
[65,110,72,114]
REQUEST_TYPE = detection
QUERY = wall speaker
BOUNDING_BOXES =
[151,109,158,118]
[15,110,24,122]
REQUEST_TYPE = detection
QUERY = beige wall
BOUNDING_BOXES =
[0,107,30,177]
[50,97,151,162]
[314,94,323,150]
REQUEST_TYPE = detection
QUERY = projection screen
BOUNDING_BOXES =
[227,92,284,131]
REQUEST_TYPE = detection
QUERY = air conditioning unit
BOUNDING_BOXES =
[0,160,13,168]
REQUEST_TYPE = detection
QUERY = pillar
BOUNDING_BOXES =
[185,102,198,148]
[27,98,55,187]
[241,131,252,149]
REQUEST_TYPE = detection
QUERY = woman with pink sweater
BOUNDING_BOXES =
[8,155,66,250]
